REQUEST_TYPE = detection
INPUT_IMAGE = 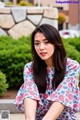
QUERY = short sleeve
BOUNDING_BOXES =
[14,62,41,111]
[47,59,80,112]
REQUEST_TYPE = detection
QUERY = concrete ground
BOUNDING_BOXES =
[0,112,79,120]
[0,99,80,120]
[76,113,80,120]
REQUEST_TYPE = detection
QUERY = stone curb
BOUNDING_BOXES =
[0,99,22,113]
[0,99,80,114]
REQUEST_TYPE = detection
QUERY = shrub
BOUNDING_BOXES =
[63,37,80,51]
[63,42,80,63]
[18,0,32,6]
[5,1,13,6]
[0,36,32,89]
[0,71,8,96]
[58,13,66,24]
[62,38,80,63]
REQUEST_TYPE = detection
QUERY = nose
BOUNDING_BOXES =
[39,43,45,50]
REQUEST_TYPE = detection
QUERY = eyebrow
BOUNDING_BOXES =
[34,39,47,42]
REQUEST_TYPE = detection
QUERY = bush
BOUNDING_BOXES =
[18,0,32,6]
[0,36,32,89]
[63,38,80,63]
[63,42,80,63]
[0,71,8,96]
[63,37,80,51]
[5,1,13,6]
[58,13,66,24]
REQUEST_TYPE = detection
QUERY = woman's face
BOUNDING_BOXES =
[34,32,55,66]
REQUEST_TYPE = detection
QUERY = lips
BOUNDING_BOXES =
[40,52,47,57]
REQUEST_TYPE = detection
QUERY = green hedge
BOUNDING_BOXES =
[0,71,8,96]
[63,37,80,51]
[0,36,32,89]
[0,36,80,89]
[18,0,32,6]
[62,38,80,63]
[63,42,80,63]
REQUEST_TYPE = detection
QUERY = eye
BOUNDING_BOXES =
[34,42,39,45]
[44,41,49,44]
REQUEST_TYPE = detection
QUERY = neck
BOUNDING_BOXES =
[45,61,54,69]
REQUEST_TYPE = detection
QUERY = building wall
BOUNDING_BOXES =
[69,3,80,30]
[33,0,69,30]
[33,0,69,10]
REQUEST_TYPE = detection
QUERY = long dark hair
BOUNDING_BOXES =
[31,24,66,93]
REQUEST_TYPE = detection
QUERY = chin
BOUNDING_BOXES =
[40,57,48,61]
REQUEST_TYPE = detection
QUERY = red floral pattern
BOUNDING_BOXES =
[14,58,80,120]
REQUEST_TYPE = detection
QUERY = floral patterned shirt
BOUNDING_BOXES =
[14,58,80,120]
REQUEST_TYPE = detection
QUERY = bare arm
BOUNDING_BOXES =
[42,101,64,120]
[24,98,37,120]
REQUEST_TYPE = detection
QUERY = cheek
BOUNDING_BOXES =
[34,46,37,51]
[52,47,55,53]
[48,45,55,54]
[34,46,39,54]
[50,49,55,56]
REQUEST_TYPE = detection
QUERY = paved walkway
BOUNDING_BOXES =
[0,112,79,120]
[77,112,80,120]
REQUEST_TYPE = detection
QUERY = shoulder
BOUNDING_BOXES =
[66,58,80,71]
[24,61,33,72]
[24,61,33,68]
[63,58,80,85]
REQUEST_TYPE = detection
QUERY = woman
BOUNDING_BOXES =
[14,24,80,120]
